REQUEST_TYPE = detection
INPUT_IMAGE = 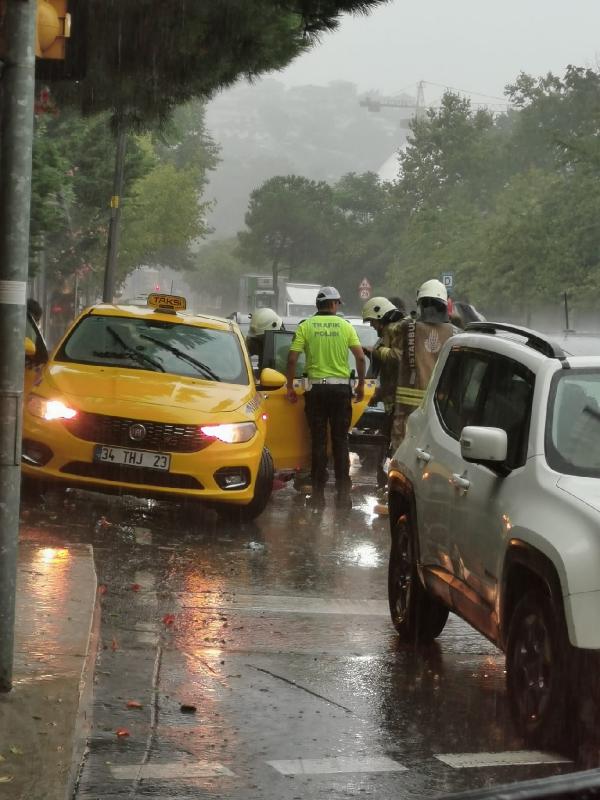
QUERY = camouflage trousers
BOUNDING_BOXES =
[390,408,410,453]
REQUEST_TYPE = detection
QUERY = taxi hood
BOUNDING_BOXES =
[39,364,254,416]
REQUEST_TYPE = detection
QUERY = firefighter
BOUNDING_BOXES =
[286,286,366,510]
[245,308,283,360]
[377,279,455,515]
[361,297,406,488]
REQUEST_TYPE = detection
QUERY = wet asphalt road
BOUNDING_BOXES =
[21,461,575,800]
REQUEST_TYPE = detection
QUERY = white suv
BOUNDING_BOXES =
[387,322,600,749]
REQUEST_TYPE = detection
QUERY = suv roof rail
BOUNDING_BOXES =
[464,321,567,360]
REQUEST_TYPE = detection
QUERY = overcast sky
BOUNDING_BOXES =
[272,0,600,105]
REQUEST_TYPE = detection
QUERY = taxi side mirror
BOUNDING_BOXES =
[259,367,286,389]
[25,337,36,358]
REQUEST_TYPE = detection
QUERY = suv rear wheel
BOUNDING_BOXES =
[388,506,448,643]
[506,590,573,748]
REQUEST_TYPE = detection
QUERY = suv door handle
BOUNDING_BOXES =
[415,448,431,463]
[451,473,470,491]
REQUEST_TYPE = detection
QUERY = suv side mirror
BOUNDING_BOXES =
[460,426,508,471]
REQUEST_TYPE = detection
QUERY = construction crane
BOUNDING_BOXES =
[360,80,511,123]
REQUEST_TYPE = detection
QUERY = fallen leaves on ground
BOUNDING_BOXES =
[130,583,141,592]
[115,728,130,738]
[8,746,22,756]
[162,613,176,626]
[126,700,143,709]
[0,776,13,783]
[111,638,118,652]
[98,585,108,595]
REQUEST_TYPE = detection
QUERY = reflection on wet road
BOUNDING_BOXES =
[21,474,574,800]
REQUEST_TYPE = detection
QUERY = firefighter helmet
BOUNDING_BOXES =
[417,279,448,305]
[248,308,283,336]
[361,297,397,322]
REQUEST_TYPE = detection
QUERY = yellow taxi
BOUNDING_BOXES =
[22,295,375,520]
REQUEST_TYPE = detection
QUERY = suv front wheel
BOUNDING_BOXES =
[506,590,573,748]
[388,505,448,644]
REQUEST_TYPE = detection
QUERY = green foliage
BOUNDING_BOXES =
[48,1,388,126]
[238,175,338,302]
[385,67,600,315]
[30,102,219,300]
[185,238,248,313]
[235,66,600,317]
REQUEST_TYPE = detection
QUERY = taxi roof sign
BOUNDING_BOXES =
[147,293,187,312]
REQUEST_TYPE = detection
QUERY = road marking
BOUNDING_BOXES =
[267,756,408,776]
[184,595,388,617]
[435,751,572,768]
[110,762,236,780]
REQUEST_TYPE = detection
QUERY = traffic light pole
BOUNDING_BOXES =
[0,0,37,691]
[102,125,127,303]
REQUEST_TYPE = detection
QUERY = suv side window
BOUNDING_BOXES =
[479,358,534,469]
[261,330,306,377]
[435,349,490,438]
[25,311,48,365]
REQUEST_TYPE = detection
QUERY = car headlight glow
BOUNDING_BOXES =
[27,394,78,421]
[200,422,256,444]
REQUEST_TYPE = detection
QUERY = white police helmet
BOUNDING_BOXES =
[316,286,342,304]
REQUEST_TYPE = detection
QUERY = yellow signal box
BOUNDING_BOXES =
[36,0,70,60]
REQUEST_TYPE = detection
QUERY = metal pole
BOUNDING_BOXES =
[563,291,570,332]
[0,0,37,692]
[103,125,127,303]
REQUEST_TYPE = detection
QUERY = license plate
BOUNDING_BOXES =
[93,445,171,471]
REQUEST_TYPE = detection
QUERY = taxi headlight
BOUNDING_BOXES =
[200,422,256,444]
[27,394,77,421]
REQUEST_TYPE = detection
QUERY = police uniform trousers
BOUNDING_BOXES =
[304,384,352,492]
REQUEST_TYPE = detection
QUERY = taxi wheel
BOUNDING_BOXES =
[21,478,69,512]
[215,448,274,522]
[21,475,57,504]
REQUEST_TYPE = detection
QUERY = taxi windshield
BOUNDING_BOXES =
[546,369,600,476]
[56,315,249,385]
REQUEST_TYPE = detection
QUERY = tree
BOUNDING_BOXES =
[238,175,339,306]
[30,101,219,303]
[185,238,248,315]
[42,1,388,125]
[329,172,399,303]
[121,101,220,273]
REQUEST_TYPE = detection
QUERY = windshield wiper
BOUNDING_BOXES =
[104,326,165,372]
[91,350,165,372]
[139,334,221,381]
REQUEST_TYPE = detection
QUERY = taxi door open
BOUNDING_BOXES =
[24,312,49,395]
[259,330,375,472]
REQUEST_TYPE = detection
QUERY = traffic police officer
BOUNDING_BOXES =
[286,286,366,509]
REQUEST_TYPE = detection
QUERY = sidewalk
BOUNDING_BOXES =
[0,540,98,800]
